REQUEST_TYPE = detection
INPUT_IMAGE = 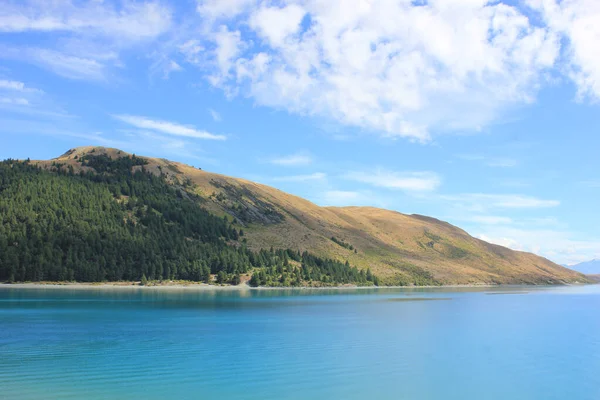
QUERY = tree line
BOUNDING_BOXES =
[0,156,378,287]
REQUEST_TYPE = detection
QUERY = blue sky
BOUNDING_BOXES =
[1,0,599,265]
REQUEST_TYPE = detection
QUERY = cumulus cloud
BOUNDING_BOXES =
[196,0,255,20]
[113,115,226,140]
[345,169,441,192]
[528,0,600,100]
[193,0,560,141]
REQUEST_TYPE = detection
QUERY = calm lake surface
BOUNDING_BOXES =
[1,285,599,400]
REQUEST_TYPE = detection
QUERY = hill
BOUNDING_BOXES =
[569,260,600,275]
[0,152,374,287]
[7,146,588,286]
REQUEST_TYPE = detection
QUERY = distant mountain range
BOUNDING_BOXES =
[568,260,600,275]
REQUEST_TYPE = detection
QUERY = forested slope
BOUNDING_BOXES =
[0,156,377,286]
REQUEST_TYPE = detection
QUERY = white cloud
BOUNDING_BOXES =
[443,193,560,210]
[458,154,519,168]
[477,227,600,265]
[113,115,226,140]
[209,26,243,87]
[118,129,212,162]
[322,190,361,206]
[0,97,29,106]
[272,172,326,182]
[0,80,23,90]
[249,4,306,47]
[345,169,441,192]
[194,0,560,141]
[196,0,255,20]
[579,180,600,188]
[179,40,205,65]
[0,1,171,40]
[469,215,514,225]
[152,59,182,79]
[23,48,106,81]
[529,0,600,100]
[486,158,519,168]
[269,153,313,166]
[0,117,126,147]
[0,76,70,117]
[0,1,172,81]
[0,80,32,91]
[208,108,222,122]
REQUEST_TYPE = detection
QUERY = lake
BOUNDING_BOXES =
[1,285,599,399]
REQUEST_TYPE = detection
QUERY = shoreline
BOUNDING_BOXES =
[0,281,585,291]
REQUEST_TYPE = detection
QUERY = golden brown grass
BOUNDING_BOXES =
[35,146,590,286]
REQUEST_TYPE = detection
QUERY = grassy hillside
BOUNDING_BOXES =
[32,146,589,286]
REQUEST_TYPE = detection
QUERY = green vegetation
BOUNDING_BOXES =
[330,236,355,251]
[446,244,469,259]
[384,260,440,286]
[248,249,377,287]
[0,156,377,287]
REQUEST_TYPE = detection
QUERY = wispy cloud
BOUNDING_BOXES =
[208,108,222,122]
[0,1,172,40]
[344,169,441,192]
[113,114,226,140]
[497,179,531,188]
[486,158,519,168]
[117,129,214,163]
[476,227,600,266]
[318,189,391,208]
[0,80,24,90]
[0,79,42,93]
[0,46,107,81]
[272,172,326,182]
[442,193,560,211]
[468,215,514,225]
[0,97,29,106]
[0,1,172,82]
[0,76,73,118]
[322,190,362,206]
[150,57,183,79]
[457,154,519,168]
[268,152,313,166]
[579,180,600,188]
[0,117,125,147]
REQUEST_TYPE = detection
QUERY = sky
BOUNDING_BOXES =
[0,0,599,265]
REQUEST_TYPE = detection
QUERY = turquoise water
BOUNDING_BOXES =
[1,285,599,400]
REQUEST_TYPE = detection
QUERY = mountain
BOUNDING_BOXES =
[5,145,588,286]
[569,260,600,275]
